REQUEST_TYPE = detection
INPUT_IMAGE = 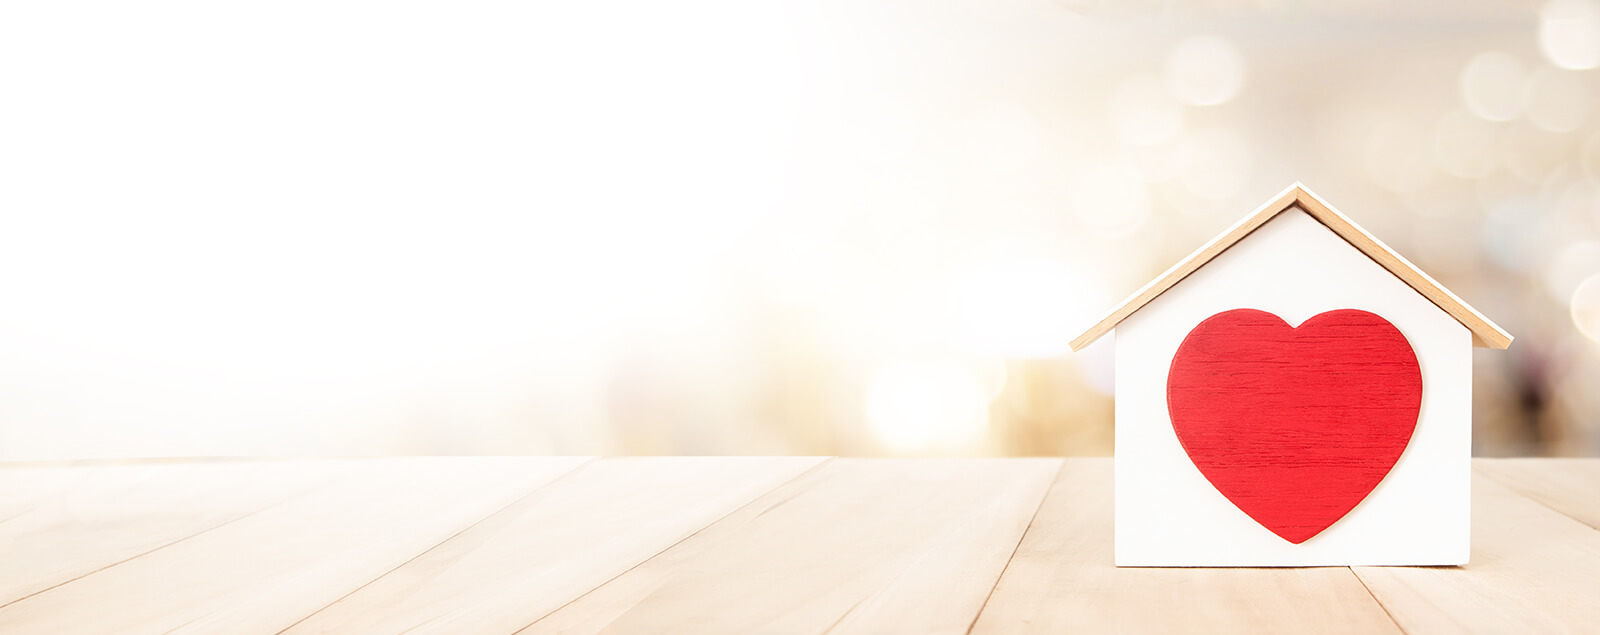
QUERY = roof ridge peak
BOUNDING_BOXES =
[1068,183,1512,351]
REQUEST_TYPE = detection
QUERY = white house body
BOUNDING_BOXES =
[1073,184,1511,567]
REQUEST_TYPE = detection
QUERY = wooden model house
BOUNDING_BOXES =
[1070,183,1512,567]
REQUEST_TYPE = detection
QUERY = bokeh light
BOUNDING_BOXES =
[1109,75,1186,145]
[1433,109,1501,179]
[945,258,1108,358]
[0,0,1596,459]
[965,106,1044,175]
[865,361,989,454]
[1482,196,1544,272]
[1570,273,1600,341]
[1365,118,1435,193]
[1540,0,1600,70]
[1582,131,1600,179]
[1165,36,1247,107]
[1072,164,1153,236]
[1544,240,1600,303]
[1502,122,1569,183]
[1180,128,1254,200]
[1523,67,1592,133]
[1460,51,1527,121]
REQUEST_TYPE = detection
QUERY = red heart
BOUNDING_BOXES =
[1166,308,1422,544]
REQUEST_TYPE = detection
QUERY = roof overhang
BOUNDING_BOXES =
[1069,183,1513,351]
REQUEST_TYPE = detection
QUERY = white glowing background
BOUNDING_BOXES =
[0,0,1593,458]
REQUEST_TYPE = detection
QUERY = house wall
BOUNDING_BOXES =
[1114,208,1471,566]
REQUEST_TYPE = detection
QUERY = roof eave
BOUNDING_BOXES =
[1068,183,1513,352]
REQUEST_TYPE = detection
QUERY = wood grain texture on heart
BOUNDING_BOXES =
[1167,308,1422,544]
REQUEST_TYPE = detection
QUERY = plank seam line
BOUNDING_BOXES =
[1475,465,1600,533]
[819,596,869,635]
[159,612,206,635]
[963,458,1066,635]
[1349,567,1409,635]
[0,509,29,527]
[0,476,327,611]
[512,456,839,635]
[271,457,600,635]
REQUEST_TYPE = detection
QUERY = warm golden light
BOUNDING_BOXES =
[1540,0,1600,70]
[1460,52,1528,121]
[865,361,989,454]
[0,0,1590,459]
[1165,36,1247,107]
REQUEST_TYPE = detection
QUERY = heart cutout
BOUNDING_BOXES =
[1166,308,1422,544]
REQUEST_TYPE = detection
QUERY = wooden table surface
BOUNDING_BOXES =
[1,457,1596,634]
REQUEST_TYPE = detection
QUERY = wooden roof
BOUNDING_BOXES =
[1069,183,1514,351]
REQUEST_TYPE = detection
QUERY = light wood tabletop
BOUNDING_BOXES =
[0,457,1595,634]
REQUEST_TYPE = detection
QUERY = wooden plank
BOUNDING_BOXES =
[1476,458,1600,530]
[0,456,590,634]
[0,464,85,520]
[0,460,349,606]
[282,456,827,634]
[1351,471,1600,632]
[971,458,1401,634]
[523,458,1061,635]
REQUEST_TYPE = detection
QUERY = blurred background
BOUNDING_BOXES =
[1,0,1597,460]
